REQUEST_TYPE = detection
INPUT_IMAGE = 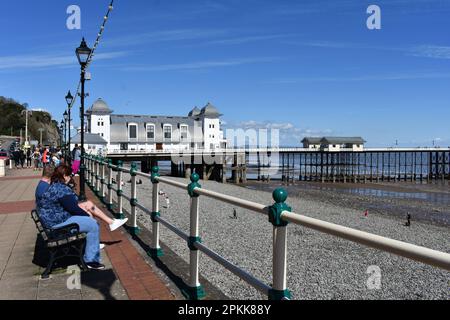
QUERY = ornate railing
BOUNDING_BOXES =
[83,155,450,300]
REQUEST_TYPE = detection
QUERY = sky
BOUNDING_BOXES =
[1,0,450,147]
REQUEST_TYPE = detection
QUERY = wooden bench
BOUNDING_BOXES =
[31,209,88,279]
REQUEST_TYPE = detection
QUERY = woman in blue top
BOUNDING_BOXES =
[37,164,105,270]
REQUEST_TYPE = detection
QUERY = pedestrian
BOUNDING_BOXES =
[19,149,26,168]
[71,144,81,175]
[26,148,32,168]
[42,148,49,167]
[13,149,20,169]
[32,148,41,171]
[233,208,237,219]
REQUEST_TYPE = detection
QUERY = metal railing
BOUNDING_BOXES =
[83,155,450,300]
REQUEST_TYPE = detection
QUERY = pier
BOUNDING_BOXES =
[104,147,450,184]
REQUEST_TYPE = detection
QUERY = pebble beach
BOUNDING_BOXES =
[113,173,450,300]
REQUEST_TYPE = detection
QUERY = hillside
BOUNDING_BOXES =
[0,96,61,145]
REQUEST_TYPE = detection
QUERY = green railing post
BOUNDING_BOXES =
[116,160,125,219]
[148,166,163,257]
[99,156,106,202]
[85,155,91,187]
[182,172,206,300]
[129,162,140,235]
[107,159,113,210]
[94,156,100,195]
[268,188,292,300]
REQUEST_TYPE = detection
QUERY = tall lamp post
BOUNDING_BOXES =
[76,37,92,201]
[38,128,45,146]
[59,123,64,151]
[21,109,32,148]
[63,111,68,159]
[65,91,74,165]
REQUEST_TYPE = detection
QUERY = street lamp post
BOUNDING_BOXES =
[65,91,74,166]
[63,111,68,160]
[21,109,32,148]
[38,128,44,146]
[59,123,64,150]
[76,37,92,201]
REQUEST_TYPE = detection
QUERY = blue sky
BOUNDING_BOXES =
[1,0,450,147]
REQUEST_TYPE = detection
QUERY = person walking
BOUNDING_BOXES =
[19,149,26,169]
[42,147,49,167]
[32,148,41,171]
[71,144,81,175]
[26,148,32,168]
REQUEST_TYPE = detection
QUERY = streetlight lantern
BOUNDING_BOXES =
[76,38,92,67]
[65,90,74,106]
[76,37,92,202]
[63,110,68,122]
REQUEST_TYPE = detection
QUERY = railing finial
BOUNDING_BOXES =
[269,188,291,227]
[188,173,201,198]
[151,166,160,184]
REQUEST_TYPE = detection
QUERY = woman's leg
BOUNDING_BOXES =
[53,216,100,263]
[78,201,114,225]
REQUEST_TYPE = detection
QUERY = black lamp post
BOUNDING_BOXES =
[59,123,64,151]
[76,37,92,201]
[65,91,74,166]
[63,111,68,159]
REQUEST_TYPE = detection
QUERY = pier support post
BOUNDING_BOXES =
[129,162,140,235]
[148,166,163,257]
[268,188,291,300]
[183,173,206,300]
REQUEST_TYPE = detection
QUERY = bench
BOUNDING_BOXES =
[31,209,89,279]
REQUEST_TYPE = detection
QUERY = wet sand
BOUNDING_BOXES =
[243,180,450,227]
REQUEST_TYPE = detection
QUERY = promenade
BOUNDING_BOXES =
[0,167,175,300]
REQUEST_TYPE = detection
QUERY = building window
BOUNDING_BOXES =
[129,124,138,140]
[180,125,188,140]
[163,125,172,140]
[147,124,155,140]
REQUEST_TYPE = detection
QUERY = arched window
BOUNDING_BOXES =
[128,123,138,140]
[180,124,188,141]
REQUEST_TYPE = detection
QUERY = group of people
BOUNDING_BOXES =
[35,164,128,270]
[12,144,83,175]
[11,145,64,171]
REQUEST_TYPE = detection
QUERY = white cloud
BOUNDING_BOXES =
[121,57,279,72]
[409,45,450,59]
[226,120,333,146]
[0,51,128,70]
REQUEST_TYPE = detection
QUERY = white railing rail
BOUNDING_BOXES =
[84,155,450,300]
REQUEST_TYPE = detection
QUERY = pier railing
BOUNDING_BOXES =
[84,155,450,300]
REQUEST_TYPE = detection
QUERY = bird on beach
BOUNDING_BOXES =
[405,213,411,227]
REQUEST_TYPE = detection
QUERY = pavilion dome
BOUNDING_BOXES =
[200,102,222,118]
[188,107,201,117]
[88,98,113,115]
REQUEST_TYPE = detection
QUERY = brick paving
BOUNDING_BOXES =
[86,186,176,300]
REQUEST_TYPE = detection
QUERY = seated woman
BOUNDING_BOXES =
[37,165,109,269]
[36,165,128,232]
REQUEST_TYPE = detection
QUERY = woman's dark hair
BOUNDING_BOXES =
[51,164,72,184]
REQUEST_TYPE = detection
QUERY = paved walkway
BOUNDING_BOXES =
[0,168,175,300]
